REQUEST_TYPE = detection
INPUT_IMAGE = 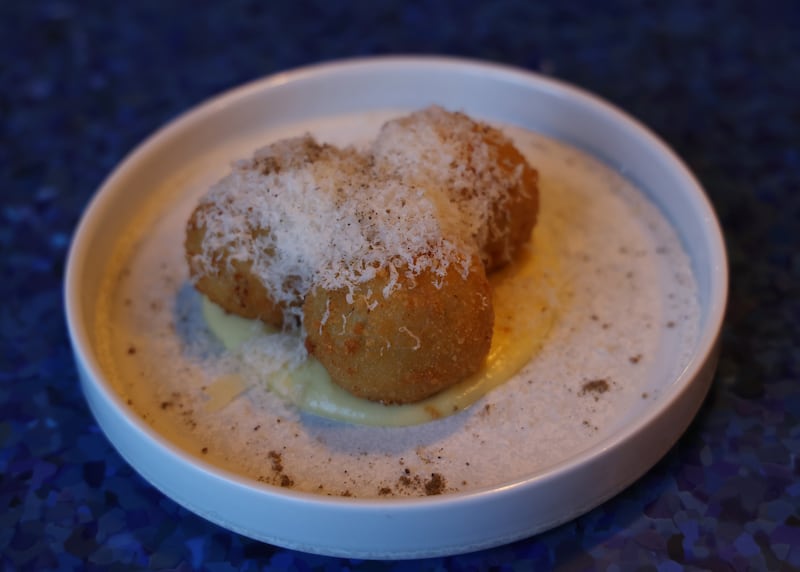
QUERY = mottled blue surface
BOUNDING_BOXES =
[2,0,799,569]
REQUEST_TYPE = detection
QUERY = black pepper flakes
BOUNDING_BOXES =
[579,379,610,401]
[424,473,446,496]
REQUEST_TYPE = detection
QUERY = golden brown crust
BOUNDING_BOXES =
[302,256,493,404]
[482,135,539,271]
[373,107,540,272]
[184,203,288,327]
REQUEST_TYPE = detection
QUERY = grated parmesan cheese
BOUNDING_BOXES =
[192,134,477,330]
[372,106,526,267]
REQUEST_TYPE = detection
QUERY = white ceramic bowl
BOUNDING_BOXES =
[64,56,727,559]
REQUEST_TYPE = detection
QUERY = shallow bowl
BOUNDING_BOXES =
[64,56,727,559]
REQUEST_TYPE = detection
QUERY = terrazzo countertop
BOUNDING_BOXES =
[2,1,799,570]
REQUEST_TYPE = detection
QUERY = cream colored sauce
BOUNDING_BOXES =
[201,237,563,426]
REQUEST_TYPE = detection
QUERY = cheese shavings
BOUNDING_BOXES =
[190,135,475,329]
[373,106,528,268]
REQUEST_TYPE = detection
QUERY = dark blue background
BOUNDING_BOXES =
[2,1,799,570]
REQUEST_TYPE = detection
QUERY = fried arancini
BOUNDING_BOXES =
[481,135,539,270]
[373,106,539,272]
[184,136,369,327]
[185,203,289,326]
[186,108,538,405]
[303,255,494,405]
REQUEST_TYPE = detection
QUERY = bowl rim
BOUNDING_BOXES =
[64,53,728,523]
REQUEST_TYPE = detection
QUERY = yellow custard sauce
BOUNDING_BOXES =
[201,234,564,426]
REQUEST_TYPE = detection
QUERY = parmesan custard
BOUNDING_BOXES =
[199,225,562,426]
[95,111,699,498]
